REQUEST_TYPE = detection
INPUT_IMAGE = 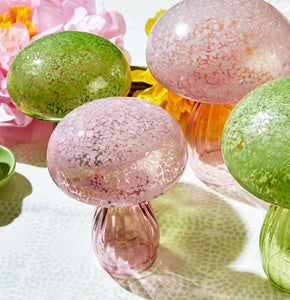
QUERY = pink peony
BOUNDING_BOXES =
[0,0,129,146]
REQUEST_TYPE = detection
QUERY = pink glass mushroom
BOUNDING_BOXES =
[146,0,290,185]
[47,97,188,277]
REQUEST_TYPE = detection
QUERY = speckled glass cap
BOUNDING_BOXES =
[47,97,188,207]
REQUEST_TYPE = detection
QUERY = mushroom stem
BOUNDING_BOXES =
[186,101,235,185]
[92,201,159,277]
[260,205,290,293]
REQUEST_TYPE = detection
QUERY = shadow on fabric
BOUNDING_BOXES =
[0,172,32,226]
[114,182,288,299]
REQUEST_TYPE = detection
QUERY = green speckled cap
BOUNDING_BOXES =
[7,31,131,122]
[222,76,290,208]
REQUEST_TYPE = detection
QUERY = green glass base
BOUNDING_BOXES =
[260,205,290,293]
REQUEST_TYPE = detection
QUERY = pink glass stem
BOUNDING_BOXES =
[92,201,159,277]
[186,101,236,185]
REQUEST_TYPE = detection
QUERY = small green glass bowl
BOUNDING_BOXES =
[0,146,16,188]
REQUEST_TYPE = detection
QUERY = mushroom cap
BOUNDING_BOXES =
[47,97,188,207]
[7,31,131,122]
[146,0,290,104]
[222,76,290,208]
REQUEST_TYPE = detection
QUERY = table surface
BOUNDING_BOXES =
[1,0,290,299]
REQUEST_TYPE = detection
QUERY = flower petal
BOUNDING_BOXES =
[63,7,90,31]
[0,96,33,127]
[31,1,65,33]
[30,24,63,42]
[96,10,126,39]
[6,22,30,55]
[131,69,157,85]
[0,50,12,71]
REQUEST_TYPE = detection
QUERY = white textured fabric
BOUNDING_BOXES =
[0,0,289,299]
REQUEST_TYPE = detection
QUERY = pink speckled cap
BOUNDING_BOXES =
[146,0,290,104]
[47,97,188,208]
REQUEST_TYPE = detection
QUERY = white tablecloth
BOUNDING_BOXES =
[0,0,289,299]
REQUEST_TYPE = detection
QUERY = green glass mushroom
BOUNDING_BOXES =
[222,76,290,293]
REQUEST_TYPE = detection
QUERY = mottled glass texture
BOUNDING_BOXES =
[47,97,188,208]
[186,102,235,185]
[8,31,131,122]
[92,201,159,277]
[222,77,290,208]
[146,0,290,104]
[260,205,290,293]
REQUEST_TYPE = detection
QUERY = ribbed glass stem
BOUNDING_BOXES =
[260,205,290,293]
[186,101,236,185]
[92,201,159,277]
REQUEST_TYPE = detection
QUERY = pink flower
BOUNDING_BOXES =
[0,0,129,146]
